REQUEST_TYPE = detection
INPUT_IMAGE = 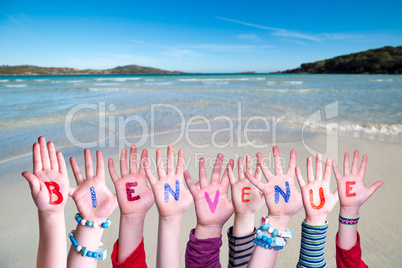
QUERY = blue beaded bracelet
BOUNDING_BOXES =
[75,213,111,229]
[68,230,107,260]
[254,216,293,250]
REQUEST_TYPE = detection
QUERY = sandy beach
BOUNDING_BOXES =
[1,130,401,268]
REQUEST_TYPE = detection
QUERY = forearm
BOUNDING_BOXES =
[247,215,291,268]
[337,207,359,250]
[67,223,104,268]
[157,215,182,268]
[37,211,67,268]
[117,214,146,263]
[233,213,255,237]
[297,220,328,268]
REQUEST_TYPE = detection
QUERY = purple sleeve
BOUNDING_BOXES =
[185,228,222,268]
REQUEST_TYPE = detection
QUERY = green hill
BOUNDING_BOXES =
[279,46,402,74]
[0,64,184,76]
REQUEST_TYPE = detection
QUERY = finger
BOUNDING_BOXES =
[167,145,175,175]
[96,150,105,180]
[343,152,350,176]
[245,171,265,192]
[68,187,76,197]
[221,159,234,190]
[120,148,128,177]
[351,150,359,174]
[70,157,84,185]
[47,141,58,172]
[22,171,40,194]
[228,165,236,185]
[367,181,383,198]
[57,151,67,177]
[176,149,185,174]
[32,142,42,173]
[129,145,138,174]
[315,153,323,181]
[39,136,50,170]
[246,154,252,174]
[307,156,314,183]
[358,155,367,177]
[144,158,157,186]
[332,160,342,181]
[273,146,283,176]
[108,158,119,184]
[238,157,244,180]
[257,153,273,182]
[211,153,223,184]
[184,171,198,196]
[295,167,306,188]
[139,149,148,176]
[286,149,297,177]
[199,157,208,188]
[254,162,262,181]
[84,149,94,179]
[323,158,332,182]
[156,149,166,178]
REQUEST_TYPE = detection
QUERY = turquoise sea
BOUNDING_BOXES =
[1,74,401,162]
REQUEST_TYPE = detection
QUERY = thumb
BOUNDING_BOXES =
[22,171,40,194]
[367,180,383,198]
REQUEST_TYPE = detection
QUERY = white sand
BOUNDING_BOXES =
[1,132,401,267]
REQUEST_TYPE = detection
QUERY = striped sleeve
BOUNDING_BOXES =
[227,226,256,268]
[297,220,328,268]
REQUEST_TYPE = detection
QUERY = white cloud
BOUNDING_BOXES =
[216,16,320,42]
[237,33,262,41]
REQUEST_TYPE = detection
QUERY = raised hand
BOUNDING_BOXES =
[69,149,117,222]
[144,145,193,218]
[22,136,69,212]
[245,146,303,220]
[296,153,338,225]
[228,155,264,216]
[108,145,154,216]
[184,154,234,239]
[332,150,383,216]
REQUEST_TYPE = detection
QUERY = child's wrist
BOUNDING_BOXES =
[233,213,256,236]
[305,215,327,226]
[38,209,64,218]
[159,214,183,224]
[267,215,292,230]
[194,223,222,239]
[340,206,359,218]
[120,213,146,226]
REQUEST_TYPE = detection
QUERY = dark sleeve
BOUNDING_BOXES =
[111,238,147,268]
[227,226,256,268]
[336,232,368,268]
[185,228,222,268]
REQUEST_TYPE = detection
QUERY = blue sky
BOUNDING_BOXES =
[1,0,402,73]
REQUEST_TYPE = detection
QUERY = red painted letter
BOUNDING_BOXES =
[309,187,325,210]
[241,187,251,202]
[126,182,140,201]
[346,181,356,197]
[44,181,63,205]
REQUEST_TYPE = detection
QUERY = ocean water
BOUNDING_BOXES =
[0,74,401,162]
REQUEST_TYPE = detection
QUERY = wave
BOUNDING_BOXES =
[371,79,393,82]
[95,78,141,82]
[201,81,230,85]
[34,79,49,82]
[93,83,120,86]
[88,87,125,92]
[178,78,251,82]
[5,84,28,88]
[266,81,304,85]
[0,80,9,82]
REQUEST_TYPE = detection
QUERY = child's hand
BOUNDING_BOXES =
[108,145,154,216]
[144,145,193,218]
[228,155,264,215]
[184,154,234,239]
[245,146,303,223]
[69,149,117,222]
[332,150,382,217]
[22,136,69,213]
[296,153,338,225]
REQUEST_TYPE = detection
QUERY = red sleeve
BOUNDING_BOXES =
[111,238,147,268]
[336,232,368,268]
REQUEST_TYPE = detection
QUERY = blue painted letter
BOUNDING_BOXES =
[164,180,180,202]
[274,181,290,203]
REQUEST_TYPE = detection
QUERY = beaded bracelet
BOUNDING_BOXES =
[75,213,111,228]
[68,230,107,260]
[339,214,360,225]
[254,216,293,250]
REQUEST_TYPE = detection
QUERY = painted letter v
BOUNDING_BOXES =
[205,190,220,213]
